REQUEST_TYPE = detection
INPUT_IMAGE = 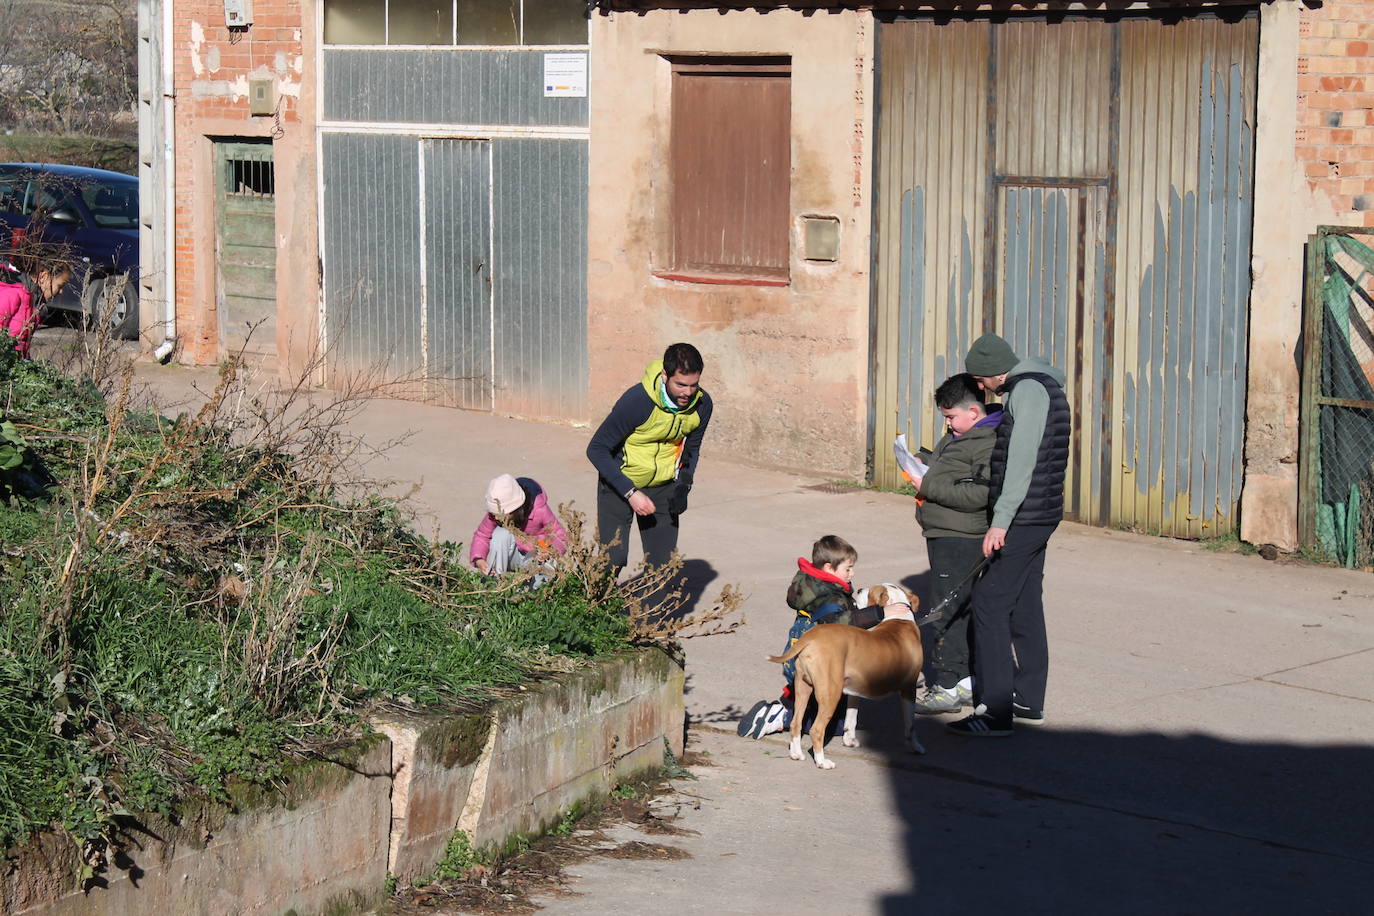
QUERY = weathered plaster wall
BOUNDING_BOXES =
[172,0,318,374]
[587,9,875,479]
[1243,0,1349,550]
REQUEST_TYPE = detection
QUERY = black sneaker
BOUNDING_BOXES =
[945,714,1013,737]
[737,700,772,738]
[1012,702,1046,726]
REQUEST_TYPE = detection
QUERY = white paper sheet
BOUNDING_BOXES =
[893,434,929,480]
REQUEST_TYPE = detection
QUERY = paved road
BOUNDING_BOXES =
[65,340,1374,915]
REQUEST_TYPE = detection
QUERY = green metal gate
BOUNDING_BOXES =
[215,140,277,357]
[1299,227,1374,569]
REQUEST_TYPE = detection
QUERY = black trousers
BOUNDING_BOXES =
[596,480,680,573]
[924,534,985,689]
[969,523,1056,723]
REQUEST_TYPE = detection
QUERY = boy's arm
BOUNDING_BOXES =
[919,466,991,512]
[918,441,991,512]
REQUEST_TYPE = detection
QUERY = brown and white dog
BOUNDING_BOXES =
[767,584,926,768]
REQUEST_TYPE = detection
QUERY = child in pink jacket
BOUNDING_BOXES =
[0,261,71,359]
[470,474,569,575]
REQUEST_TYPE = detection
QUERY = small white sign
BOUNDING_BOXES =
[543,52,587,98]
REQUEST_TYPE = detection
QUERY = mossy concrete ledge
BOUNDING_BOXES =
[1,647,684,912]
[2,736,393,916]
[373,645,685,882]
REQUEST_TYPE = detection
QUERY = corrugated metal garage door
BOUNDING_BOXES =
[321,133,588,417]
[872,13,1257,537]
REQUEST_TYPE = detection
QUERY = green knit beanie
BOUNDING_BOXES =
[965,333,1018,376]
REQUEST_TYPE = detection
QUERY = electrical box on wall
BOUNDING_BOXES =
[249,79,274,116]
[802,216,841,262]
[224,0,253,28]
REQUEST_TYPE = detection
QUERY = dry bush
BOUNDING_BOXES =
[499,504,747,644]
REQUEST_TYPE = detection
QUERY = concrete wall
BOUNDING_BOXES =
[4,648,684,914]
[375,646,685,881]
[4,739,393,916]
[170,0,319,375]
[587,8,876,479]
[1241,0,1367,550]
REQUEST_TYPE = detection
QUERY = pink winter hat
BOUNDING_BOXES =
[485,474,526,514]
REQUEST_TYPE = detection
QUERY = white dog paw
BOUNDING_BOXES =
[842,734,860,748]
[909,738,927,756]
[789,738,804,761]
[815,756,836,770]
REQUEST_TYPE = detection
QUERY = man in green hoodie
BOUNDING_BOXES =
[586,343,714,573]
[947,333,1070,737]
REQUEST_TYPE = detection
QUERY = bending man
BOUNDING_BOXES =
[586,342,713,573]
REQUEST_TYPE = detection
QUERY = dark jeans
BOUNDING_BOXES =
[969,523,1056,724]
[924,535,985,689]
[596,480,680,573]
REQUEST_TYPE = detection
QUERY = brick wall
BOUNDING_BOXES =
[172,0,311,365]
[1297,1,1374,227]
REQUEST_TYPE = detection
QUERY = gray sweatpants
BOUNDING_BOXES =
[485,526,532,575]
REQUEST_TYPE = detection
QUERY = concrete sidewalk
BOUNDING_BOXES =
[103,351,1374,914]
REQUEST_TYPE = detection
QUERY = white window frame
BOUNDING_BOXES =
[322,0,589,48]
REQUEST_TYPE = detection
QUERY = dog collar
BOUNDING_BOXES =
[883,604,915,622]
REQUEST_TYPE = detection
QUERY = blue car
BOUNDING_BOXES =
[0,163,139,339]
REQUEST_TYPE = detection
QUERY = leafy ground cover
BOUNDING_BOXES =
[0,339,740,883]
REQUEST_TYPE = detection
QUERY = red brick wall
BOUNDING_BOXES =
[1297,1,1374,227]
[172,1,311,365]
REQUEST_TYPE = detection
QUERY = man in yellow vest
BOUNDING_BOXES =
[587,343,714,573]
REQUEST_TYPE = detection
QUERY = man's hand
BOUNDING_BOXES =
[982,526,1007,557]
[628,490,656,516]
[474,558,489,575]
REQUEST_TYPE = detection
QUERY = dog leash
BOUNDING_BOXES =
[913,556,990,627]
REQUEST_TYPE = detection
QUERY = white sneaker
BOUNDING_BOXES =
[757,703,789,737]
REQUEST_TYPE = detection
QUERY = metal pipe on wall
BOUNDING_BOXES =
[157,0,177,359]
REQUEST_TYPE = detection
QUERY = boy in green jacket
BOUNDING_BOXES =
[910,373,1002,714]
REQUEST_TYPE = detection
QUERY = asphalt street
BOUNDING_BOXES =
[71,341,1374,916]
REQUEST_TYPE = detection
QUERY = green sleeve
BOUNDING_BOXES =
[991,382,1049,529]
[920,440,991,512]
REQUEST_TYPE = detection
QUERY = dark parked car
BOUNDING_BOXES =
[0,163,139,339]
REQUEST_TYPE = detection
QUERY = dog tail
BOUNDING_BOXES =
[767,643,805,665]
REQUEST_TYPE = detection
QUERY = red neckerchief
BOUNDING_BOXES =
[796,557,852,592]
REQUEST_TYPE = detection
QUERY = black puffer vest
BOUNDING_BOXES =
[988,371,1071,526]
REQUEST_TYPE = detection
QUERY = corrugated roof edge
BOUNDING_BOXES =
[590,0,1281,13]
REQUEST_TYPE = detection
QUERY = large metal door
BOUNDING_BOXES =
[995,184,1108,523]
[872,14,1257,537]
[422,138,492,409]
[214,140,277,357]
[321,132,587,418]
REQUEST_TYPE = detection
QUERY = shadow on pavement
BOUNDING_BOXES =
[831,696,1374,913]
[625,558,719,623]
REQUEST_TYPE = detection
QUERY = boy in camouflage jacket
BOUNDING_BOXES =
[737,535,886,739]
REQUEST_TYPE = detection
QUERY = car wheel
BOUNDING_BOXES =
[83,273,139,340]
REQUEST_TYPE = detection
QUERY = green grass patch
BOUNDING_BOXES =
[0,354,647,875]
[0,133,137,175]
[1199,532,1257,555]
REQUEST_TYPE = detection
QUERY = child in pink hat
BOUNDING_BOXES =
[470,474,569,575]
